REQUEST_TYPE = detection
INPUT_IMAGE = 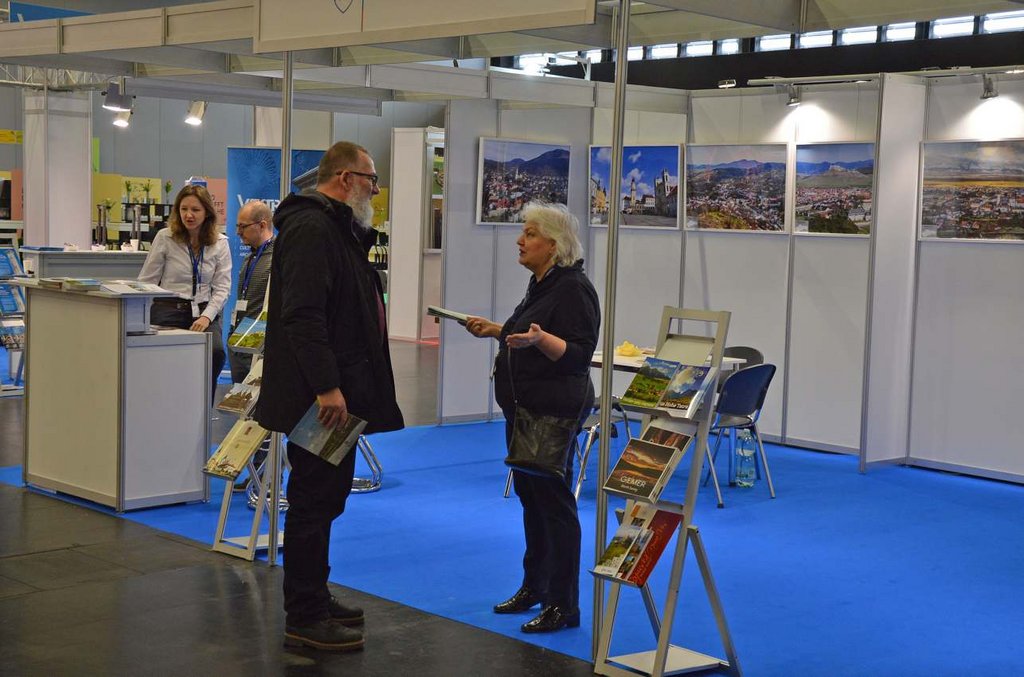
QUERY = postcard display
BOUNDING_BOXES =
[594,307,740,677]
[0,246,26,394]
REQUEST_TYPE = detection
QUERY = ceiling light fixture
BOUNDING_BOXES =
[981,74,999,100]
[102,79,132,112]
[112,110,132,128]
[184,100,207,126]
[786,84,801,107]
[718,79,737,89]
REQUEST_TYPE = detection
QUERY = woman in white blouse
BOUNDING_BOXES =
[139,184,232,400]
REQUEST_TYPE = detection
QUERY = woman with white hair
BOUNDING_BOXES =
[465,201,600,634]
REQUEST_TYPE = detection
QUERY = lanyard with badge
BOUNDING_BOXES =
[233,238,271,327]
[187,244,209,318]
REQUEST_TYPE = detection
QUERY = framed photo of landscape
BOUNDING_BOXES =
[477,138,570,225]
[685,144,787,231]
[919,139,1024,241]
[589,145,681,229]
[794,142,875,235]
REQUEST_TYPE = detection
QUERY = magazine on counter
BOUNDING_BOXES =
[288,404,367,466]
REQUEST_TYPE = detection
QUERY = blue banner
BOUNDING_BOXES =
[224,147,324,343]
[9,2,89,21]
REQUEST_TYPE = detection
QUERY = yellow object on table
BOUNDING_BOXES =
[614,340,641,357]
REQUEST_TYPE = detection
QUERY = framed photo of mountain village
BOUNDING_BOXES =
[477,138,571,225]
[685,144,787,231]
[794,142,875,235]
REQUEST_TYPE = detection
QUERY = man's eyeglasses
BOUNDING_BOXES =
[235,220,262,233]
[337,170,380,188]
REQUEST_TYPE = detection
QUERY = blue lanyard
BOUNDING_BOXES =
[187,245,204,297]
[241,239,271,296]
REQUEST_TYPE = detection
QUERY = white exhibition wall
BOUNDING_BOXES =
[863,74,926,466]
[439,100,593,421]
[908,77,1024,480]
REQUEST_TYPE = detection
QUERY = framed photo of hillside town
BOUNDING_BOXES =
[477,138,571,224]
[794,143,875,235]
[685,144,786,231]
[920,139,1024,241]
[589,145,680,229]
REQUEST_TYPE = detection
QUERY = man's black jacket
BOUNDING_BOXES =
[254,190,404,435]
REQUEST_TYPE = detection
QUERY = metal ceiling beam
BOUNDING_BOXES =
[85,46,229,73]
[636,0,803,32]
[0,54,133,77]
[515,13,614,48]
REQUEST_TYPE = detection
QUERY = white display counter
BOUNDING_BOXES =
[16,281,211,511]
[20,248,149,279]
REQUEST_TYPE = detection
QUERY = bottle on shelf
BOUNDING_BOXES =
[734,429,756,488]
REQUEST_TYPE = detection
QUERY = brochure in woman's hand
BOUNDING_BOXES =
[426,305,469,325]
[288,404,367,466]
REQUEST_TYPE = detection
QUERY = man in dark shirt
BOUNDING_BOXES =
[255,141,404,652]
[228,199,274,383]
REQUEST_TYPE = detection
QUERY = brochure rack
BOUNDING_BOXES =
[594,307,741,677]
[0,246,26,396]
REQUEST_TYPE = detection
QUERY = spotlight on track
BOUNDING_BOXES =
[112,110,132,128]
[184,100,207,126]
[786,84,802,107]
[981,74,998,100]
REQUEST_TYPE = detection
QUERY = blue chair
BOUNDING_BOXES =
[704,363,777,507]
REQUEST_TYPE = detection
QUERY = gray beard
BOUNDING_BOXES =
[351,198,374,232]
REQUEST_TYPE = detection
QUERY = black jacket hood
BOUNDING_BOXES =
[273,190,376,252]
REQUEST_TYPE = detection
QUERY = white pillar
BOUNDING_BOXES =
[22,90,92,248]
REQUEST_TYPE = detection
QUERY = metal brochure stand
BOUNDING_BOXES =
[211,433,282,561]
[594,307,741,677]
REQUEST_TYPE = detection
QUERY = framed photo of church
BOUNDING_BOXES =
[477,138,571,225]
[589,145,681,229]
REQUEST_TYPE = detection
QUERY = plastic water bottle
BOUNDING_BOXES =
[735,430,756,488]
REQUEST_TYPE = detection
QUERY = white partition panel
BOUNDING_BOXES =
[439,99,500,421]
[682,232,790,437]
[910,242,1024,480]
[863,74,927,465]
[690,90,795,144]
[388,128,428,340]
[438,101,593,421]
[786,236,870,452]
[589,109,688,350]
[906,76,1024,481]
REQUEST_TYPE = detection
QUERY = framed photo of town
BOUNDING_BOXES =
[477,138,571,225]
[794,142,874,235]
[920,139,1024,241]
[589,145,681,229]
[685,144,786,231]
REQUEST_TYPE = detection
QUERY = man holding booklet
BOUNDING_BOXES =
[255,141,404,652]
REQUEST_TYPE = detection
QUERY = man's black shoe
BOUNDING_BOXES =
[521,605,580,633]
[493,586,542,614]
[284,620,364,651]
[328,596,365,627]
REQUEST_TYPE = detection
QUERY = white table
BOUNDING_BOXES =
[591,351,746,373]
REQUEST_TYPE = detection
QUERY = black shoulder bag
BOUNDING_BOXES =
[504,349,590,481]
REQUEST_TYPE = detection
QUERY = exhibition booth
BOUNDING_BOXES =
[1,0,1024,674]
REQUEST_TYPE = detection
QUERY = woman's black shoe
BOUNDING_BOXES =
[521,605,580,633]
[493,586,542,614]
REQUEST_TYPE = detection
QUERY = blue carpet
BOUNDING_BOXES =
[5,423,1024,676]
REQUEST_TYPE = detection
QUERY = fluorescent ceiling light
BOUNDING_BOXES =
[184,100,206,126]
[112,110,132,128]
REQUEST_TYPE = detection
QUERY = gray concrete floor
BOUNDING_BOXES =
[0,342,596,676]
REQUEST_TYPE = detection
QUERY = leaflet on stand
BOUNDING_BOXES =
[204,419,269,480]
[619,357,717,418]
[227,311,267,353]
[591,501,682,587]
[604,424,693,503]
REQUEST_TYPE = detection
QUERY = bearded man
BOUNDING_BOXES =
[255,141,404,651]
